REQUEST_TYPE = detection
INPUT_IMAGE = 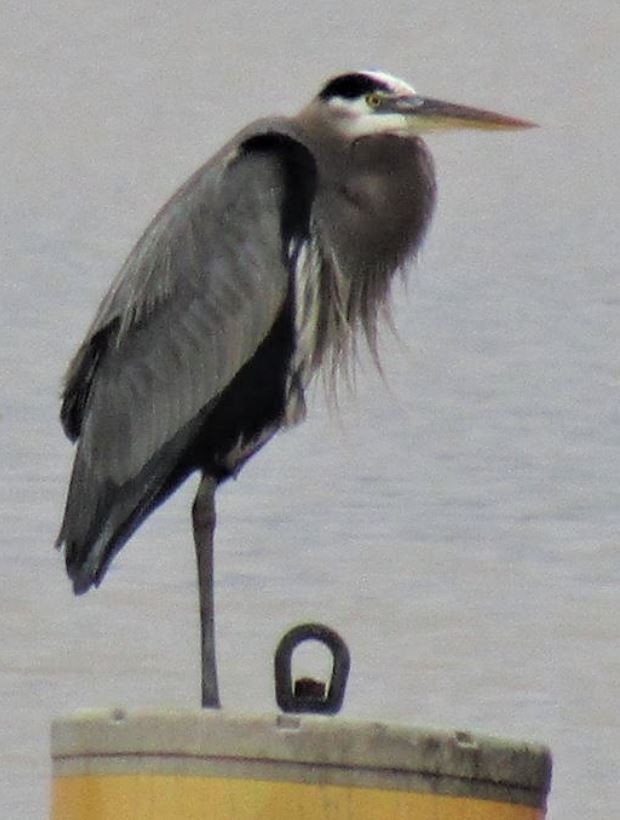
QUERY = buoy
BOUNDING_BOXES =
[51,709,552,819]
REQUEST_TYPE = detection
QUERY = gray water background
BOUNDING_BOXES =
[1,2,618,816]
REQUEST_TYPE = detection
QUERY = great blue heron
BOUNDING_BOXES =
[56,70,534,707]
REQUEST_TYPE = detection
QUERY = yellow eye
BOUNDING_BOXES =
[365,92,382,109]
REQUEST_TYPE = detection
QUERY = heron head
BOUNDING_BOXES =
[314,70,536,139]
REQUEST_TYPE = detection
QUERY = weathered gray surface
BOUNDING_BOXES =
[1,3,617,819]
[51,709,552,807]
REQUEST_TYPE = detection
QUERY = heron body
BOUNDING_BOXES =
[57,70,533,706]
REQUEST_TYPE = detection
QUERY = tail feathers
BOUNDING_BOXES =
[57,404,206,594]
[56,455,184,595]
[58,497,146,595]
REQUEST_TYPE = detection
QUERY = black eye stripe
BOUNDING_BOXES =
[319,73,392,101]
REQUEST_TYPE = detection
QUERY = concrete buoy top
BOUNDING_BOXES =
[51,709,552,819]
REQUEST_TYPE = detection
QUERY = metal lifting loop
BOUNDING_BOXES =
[274,623,350,715]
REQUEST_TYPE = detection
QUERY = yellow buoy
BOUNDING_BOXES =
[51,709,551,819]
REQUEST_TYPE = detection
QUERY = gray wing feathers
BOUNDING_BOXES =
[58,141,295,568]
[80,151,288,480]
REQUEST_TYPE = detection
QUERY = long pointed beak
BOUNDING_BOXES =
[395,95,536,132]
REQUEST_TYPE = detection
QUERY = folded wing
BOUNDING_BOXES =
[57,126,317,592]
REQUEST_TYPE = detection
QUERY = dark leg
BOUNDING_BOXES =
[192,474,220,708]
